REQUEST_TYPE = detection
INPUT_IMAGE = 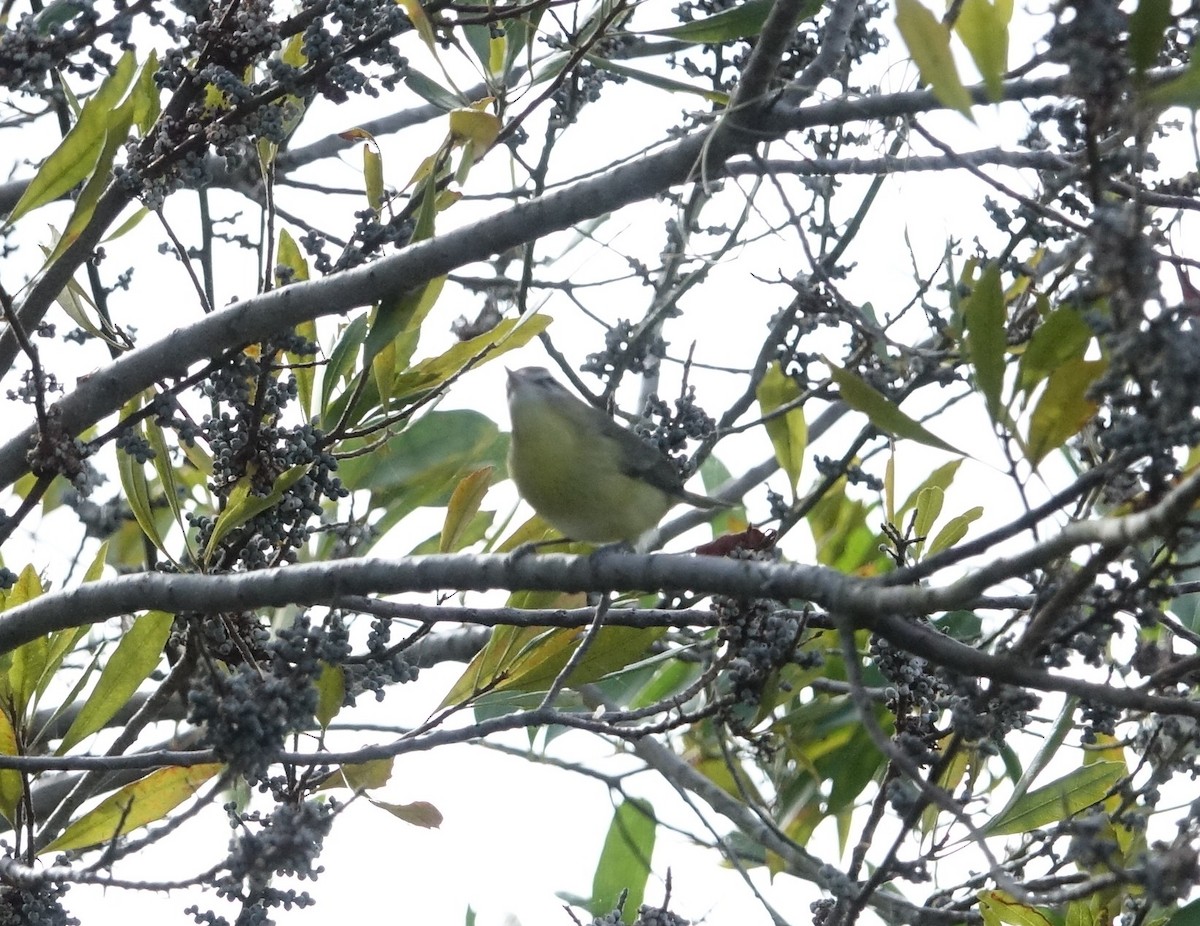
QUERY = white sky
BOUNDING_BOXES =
[5,1,1200,924]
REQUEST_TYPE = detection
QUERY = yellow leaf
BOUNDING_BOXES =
[42,764,222,853]
[895,0,975,118]
[371,798,443,828]
[755,362,807,495]
[1026,358,1106,466]
[397,0,435,50]
[440,466,494,553]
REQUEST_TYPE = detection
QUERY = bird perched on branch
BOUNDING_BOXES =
[505,366,726,543]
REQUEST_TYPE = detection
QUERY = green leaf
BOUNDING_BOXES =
[755,362,807,494]
[826,360,964,455]
[1143,56,1200,109]
[404,68,463,110]
[1129,0,1172,74]
[588,798,656,917]
[586,55,729,104]
[954,0,1010,101]
[315,663,345,729]
[117,427,170,558]
[46,51,158,264]
[962,262,1007,421]
[979,891,1055,926]
[103,204,151,242]
[320,314,369,418]
[985,760,1125,836]
[41,764,223,854]
[1017,303,1092,395]
[6,50,137,224]
[276,230,316,417]
[203,464,313,562]
[38,237,114,343]
[896,460,962,523]
[316,757,395,793]
[1164,898,1200,926]
[895,0,975,118]
[911,486,944,557]
[638,0,819,43]
[925,505,983,556]
[363,274,446,370]
[145,419,194,560]
[1,567,48,719]
[338,410,507,539]
[58,611,172,753]
[1025,358,1105,466]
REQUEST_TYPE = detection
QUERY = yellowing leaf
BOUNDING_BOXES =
[371,798,443,828]
[979,890,1055,926]
[440,624,661,708]
[954,0,1010,101]
[756,363,807,495]
[1025,358,1106,467]
[398,0,435,50]
[117,431,169,558]
[440,466,494,553]
[203,464,313,562]
[318,757,394,791]
[42,764,222,854]
[364,143,384,212]
[895,0,974,118]
[448,107,500,149]
[1017,303,1092,395]
[0,709,23,824]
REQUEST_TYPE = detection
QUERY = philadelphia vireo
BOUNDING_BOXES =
[505,366,726,542]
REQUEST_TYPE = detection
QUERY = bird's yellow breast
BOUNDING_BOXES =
[507,398,673,542]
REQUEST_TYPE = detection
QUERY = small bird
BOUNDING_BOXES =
[505,366,726,543]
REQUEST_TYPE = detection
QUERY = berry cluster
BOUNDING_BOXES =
[187,613,345,784]
[342,615,419,705]
[170,334,346,570]
[582,319,668,379]
[184,799,334,925]
[715,597,803,706]
[0,880,79,926]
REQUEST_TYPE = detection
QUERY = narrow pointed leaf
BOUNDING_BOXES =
[756,362,807,494]
[896,0,974,118]
[58,611,173,753]
[42,764,222,853]
[963,262,1007,421]
[440,466,494,553]
[985,760,1125,835]
[1026,358,1105,466]
[588,798,656,917]
[827,360,964,455]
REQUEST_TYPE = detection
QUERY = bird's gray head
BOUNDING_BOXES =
[506,366,565,400]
